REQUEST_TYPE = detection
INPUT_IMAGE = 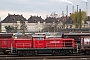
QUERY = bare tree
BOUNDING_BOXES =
[20,19,27,34]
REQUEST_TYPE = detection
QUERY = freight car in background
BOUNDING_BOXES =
[62,33,90,43]
[80,36,90,55]
[62,33,90,53]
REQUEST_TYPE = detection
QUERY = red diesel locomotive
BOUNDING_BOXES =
[0,34,75,56]
[1,33,90,56]
[13,35,75,56]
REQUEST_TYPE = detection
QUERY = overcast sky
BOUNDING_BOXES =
[0,0,90,20]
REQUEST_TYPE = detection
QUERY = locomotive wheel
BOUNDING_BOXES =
[53,50,61,56]
[22,51,27,56]
[18,51,23,56]
[22,51,30,56]
[59,50,65,55]
[84,51,89,55]
[18,51,35,56]
[53,50,71,56]
[64,50,70,55]
[53,50,58,56]
[31,51,35,56]
[18,51,28,56]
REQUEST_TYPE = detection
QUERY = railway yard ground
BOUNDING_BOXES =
[0,52,90,60]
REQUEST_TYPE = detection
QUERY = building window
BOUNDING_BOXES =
[70,25,72,28]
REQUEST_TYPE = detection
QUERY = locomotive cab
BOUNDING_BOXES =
[32,35,46,48]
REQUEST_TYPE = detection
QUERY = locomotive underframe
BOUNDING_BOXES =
[12,48,74,56]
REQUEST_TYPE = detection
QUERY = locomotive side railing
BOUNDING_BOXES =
[46,41,73,48]
[63,42,72,47]
[46,43,62,47]
[16,43,31,48]
[63,40,72,47]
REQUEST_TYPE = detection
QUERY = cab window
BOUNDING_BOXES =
[35,37,44,40]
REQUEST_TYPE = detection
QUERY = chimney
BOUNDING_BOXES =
[66,5,68,17]
[72,5,74,13]
[8,13,10,16]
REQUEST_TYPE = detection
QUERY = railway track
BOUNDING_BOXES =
[0,55,90,60]
[0,54,90,59]
[0,52,90,60]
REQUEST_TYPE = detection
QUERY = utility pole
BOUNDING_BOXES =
[76,5,79,28]
[86,2,88,16]
[66,5,68,17]
[79,9,82,28]
[72,5,74,13]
